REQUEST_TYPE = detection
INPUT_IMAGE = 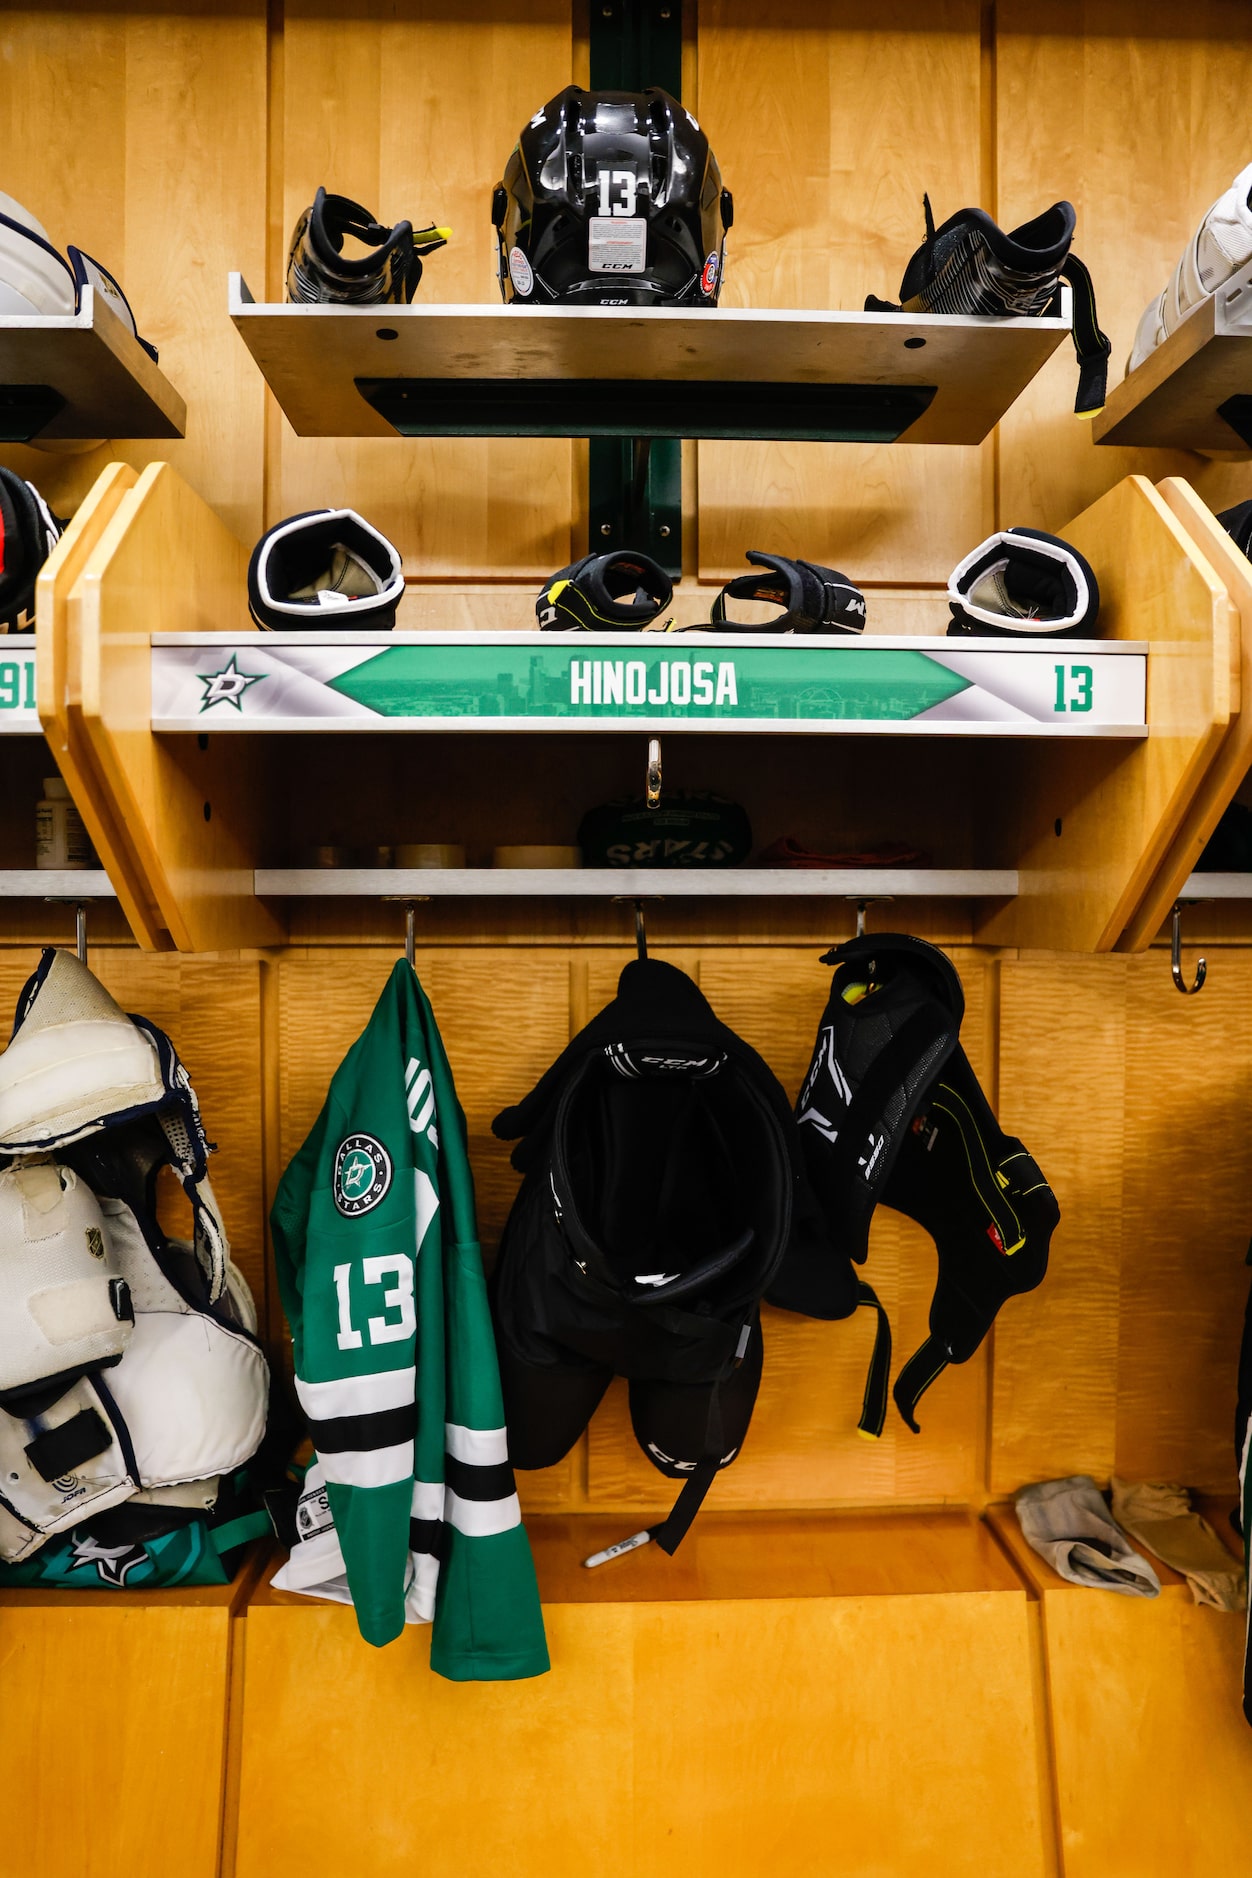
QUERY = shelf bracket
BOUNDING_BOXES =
[588,0,685,576]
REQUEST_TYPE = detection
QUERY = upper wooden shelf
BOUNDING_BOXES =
[0,640,38,733]
[0,286,186,442]
[1180,872,1252,898]
[228,273,1070,444]
[152,630,1147,736]
[0,869,114,897]
[254,866,1019,899]
[1093,257,1252,453]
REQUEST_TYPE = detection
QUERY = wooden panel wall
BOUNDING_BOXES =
[273,0,575,577]
[0,0,268,543]
[7,932,1242,1523]
[991,951,1252,1497]
[694,0,991,586]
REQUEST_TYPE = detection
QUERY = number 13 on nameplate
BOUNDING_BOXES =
[1054,663,1093,713]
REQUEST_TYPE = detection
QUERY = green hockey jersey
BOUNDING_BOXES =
[270,960,549,1680]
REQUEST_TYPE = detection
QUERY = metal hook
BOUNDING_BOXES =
[1171,900,1206,995]
[75,902,87,967]
[845,896,894,940]
[382,895,430,968]
[633,899,647,960]
[646,737,662,810]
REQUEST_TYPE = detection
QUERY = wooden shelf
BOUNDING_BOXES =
[153,630,1147,736]
[255,865,1017,898]
[0,285,185,442]
[1093,256,1252,454]
[229,273,1070,445]
[0,869,114,897]
[1180,872,1252,898]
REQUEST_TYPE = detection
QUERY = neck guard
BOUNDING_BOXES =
[711,552,866,634]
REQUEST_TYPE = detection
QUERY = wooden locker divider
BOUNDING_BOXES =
[234,1521,1053,1878]
[975,474,1238,953]
[1119,476,1252,949]
[33,459,170,949]
[2,1549,265,1878]
[986,1506,1252,1876]
[73,461,285,952]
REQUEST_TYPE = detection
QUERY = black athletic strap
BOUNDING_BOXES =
[820,1005,954,1205]
[711,552,865,635]
[321,193,395,250]
[1060,255,1110,417]
[646,1388,725,1556]
[855,1280,892,1438]
[892,1334,950,1434]
[24,1408,112,1482]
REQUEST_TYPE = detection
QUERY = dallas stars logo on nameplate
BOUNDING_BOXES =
[197,653,267,713]
[150,634,1148,735]
[333,1134,392,1217]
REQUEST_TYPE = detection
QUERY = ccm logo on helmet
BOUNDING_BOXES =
[701,251,719,296]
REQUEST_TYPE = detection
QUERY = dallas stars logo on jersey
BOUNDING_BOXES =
[333,1133,392,1216]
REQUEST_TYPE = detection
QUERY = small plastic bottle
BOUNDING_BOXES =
[35,777,93,870]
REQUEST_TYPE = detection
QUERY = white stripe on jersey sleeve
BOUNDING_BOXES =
[411,1479,444,1522]
[319,1439,414,1489]
[444,1422,510,1466]
[446,1487,522,1537]
[295,1367,416,1418]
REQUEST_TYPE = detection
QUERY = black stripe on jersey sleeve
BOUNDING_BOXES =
[410,1517,449,1560]
[445,1454,517,1501]
[311,1402,417,1454]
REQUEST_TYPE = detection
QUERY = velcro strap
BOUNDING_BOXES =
[855,1280,892,1438]
[891,1334,950,1434]
[646,1388,726,1556]
[711,552,865,635]
[1060,254,1110,417]
[24,1407,113,1481]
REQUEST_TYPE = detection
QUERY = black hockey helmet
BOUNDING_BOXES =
[492,86,733,307]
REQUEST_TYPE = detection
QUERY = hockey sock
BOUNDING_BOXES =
[1014,1474,1160,1596]
[1110,1478,1246,1611]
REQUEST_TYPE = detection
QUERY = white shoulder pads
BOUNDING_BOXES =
[99,1197,268,1490]
[0,1161,133,1402]
[0,949,164,1151]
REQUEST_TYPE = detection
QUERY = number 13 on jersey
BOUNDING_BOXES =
[334,1256,416,1349]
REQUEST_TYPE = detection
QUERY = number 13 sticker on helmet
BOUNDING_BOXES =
[493,87,733,307]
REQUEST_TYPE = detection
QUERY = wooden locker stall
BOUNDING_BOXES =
[4,3,1252,1877]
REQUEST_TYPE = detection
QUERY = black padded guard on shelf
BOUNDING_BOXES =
[355,376,937,443]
